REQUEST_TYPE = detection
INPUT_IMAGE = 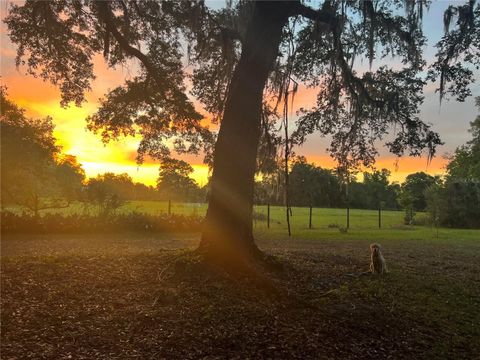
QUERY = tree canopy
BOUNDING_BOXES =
[400,171,439,211]
[6,1,478,168]
[446,97,480,180]
[0,89,85,214]
[157,159,204,202]
[425,98,480,228]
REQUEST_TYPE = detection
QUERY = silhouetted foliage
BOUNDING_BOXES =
[157,159,205,202]
[400,172,439,212]
[288,157,342,208]
[256,157,401,210]
[85,172,160,202]
[350,169,400,210]
[84,174,126,216]
[1,211,203,234]
[429,180,480,228]
[0,89,85,215]
[428,1,480,102]
[426,98,480,228]
[446,97,480,181]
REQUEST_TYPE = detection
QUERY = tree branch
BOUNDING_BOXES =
[96,1,163,86]
[290,1,335,25]
[132,1,162,25]
[292,2,381,106]
[373,10,412,44]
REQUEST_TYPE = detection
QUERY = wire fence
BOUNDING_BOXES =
[138,201,406,230]
[2,200,409,230]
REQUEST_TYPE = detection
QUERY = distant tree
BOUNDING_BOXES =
[425,182,444,228]
[254,156,286,206]
[385,183,402,210]
[344,169,400,210]
[85,172,159,201]
[6,1,478,262]
[0,89,85,215]
[55,155,86,202]
[289,157,342,208]
[84,174,126,216]
[426,99,480,228]
[401,172,439,212]
[157,159,203,202]
[131,183,161,201]
[446,97,480,180]
[363,169,390,209]
[348,181,368,210]
[435,180,480,228]
[94,173,137,200]
[398,190,416,225]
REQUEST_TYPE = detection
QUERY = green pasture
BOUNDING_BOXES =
[3,199,407,228]
[4,200,479,242]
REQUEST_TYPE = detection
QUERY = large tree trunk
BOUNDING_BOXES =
[199,2,292,262]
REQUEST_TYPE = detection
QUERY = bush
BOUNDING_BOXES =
[1,211,204,234]
[253,211,267,221]
[411,213,429,226]
[426,180,480,229]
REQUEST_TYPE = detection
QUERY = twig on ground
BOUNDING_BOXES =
[345,271,372,278]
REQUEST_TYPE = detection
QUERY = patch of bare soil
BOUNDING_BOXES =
[1,235,479,359]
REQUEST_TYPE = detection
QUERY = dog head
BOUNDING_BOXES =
[370,243,381,255]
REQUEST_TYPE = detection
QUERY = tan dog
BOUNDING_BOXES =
[370,243,388,274]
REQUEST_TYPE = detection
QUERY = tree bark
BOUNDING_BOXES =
[199,2,292,262]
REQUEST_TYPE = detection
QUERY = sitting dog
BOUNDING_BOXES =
[370,243,388,274]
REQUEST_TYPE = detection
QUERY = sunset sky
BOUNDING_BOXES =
[1,1,478,186]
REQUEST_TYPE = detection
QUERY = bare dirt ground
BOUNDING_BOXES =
[1,232,479,359]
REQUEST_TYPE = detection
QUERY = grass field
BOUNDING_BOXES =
[4,200,480,242]
[2,201,480,358]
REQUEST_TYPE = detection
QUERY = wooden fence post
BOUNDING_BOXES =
[378,203,381,228]
[346,207,350,229]
[267,204,270,229]
[309,204,312,229]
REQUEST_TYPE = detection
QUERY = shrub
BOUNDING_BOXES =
[426,180,480,229]
[411,213,429,226]
[338,226,348,233]
[252,211,267,221]
[0,211,204,234]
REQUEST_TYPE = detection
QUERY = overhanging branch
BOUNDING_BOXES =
[96,1,163,87]
[290,1,335,25]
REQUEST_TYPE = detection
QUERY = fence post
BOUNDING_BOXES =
[267,204,270,229]
[346,207,350,229]
[378,203,381,228]
[168,199,171,215]
[309,204,312,229]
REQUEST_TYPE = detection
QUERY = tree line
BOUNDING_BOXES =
[255,158,402,211]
